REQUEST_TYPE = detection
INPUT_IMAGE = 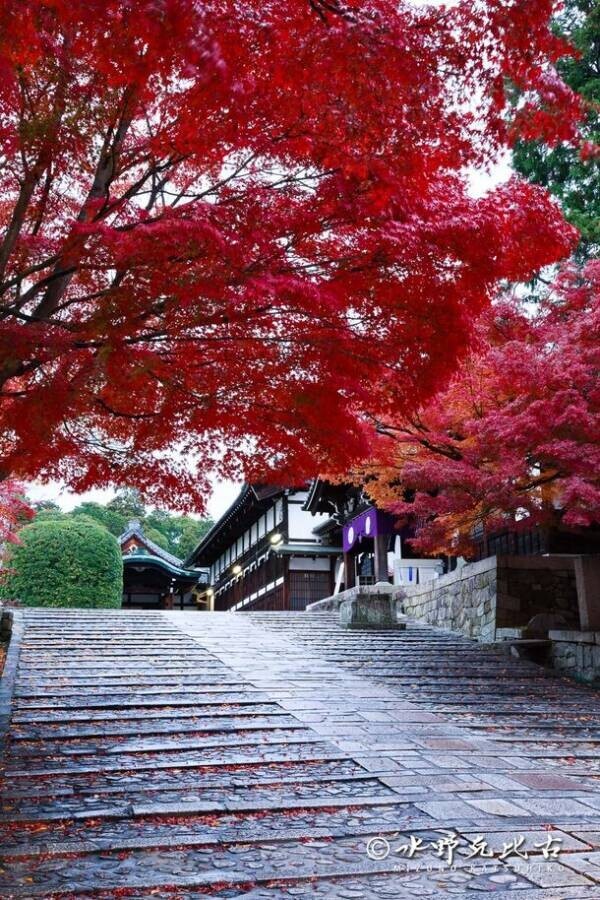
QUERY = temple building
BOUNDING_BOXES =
[119,520,208,609]
[302,479,444,590]
[186,485,342,611]
[187,481,444,612]
[302,479,389,585]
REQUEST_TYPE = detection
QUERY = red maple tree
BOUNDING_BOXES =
[0,481,33,546]
[0,0,582,509]
[364,261,600,555]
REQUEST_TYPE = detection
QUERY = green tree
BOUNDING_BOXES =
[1,518,123,608]
[144,510,213,558]
[143,509,176,547]
[106,488,146,522]
[30,505,65,523]
[513,0,600,258]
[71,501,127,537]
[177,517,213,560]
[33,500,61,512]
[143,525,171,552]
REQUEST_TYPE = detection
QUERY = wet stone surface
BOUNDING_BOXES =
[0,608,599,897]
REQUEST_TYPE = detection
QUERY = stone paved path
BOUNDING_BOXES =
[0,609,600,898]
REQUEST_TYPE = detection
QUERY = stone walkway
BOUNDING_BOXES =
[0,610,600,898]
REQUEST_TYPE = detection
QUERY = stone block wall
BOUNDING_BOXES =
[496,556,578,630]
[548,629,600,685]
[400,558,497,642]
[400,555,580,643]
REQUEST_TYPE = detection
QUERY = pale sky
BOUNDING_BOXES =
[26,478,242,521]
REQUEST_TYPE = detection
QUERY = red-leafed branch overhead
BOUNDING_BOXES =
[363,261,600,555]
[0,0,584,509]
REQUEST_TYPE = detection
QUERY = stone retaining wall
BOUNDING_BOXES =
[400,555,579,643]
[309,555,581,648]
[400,558,497,642]
[548,629,600,685]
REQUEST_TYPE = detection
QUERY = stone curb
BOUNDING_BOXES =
[0,609,23,746]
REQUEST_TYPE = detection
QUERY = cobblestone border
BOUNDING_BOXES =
[0,609,24,744]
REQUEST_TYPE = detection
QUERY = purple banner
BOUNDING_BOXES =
[343,507,396,552]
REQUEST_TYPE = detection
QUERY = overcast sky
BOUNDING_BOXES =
[26,478,242,521]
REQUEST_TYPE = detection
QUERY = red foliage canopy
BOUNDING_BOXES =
[364,261,600,555]
[0,0,581,508]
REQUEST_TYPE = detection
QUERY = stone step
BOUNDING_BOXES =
[6,725,312,759]
[0,757,365,795]
[12,692,270,711]
[0,766,375,801]
[4,740,347,777]
[0,828,553,896]
[11,701,283,725]
[1,782,400,823]
[16,655,224,666]
[16,670,231,684]
[0,807,419,858]
[9,711,298,742]
[13,686,255,702]
[15,667,240,678]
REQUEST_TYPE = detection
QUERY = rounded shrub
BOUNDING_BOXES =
[0,517,123,608]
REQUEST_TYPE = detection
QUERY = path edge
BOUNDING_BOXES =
[0,609,24,745]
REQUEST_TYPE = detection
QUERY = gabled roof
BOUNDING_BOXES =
[123,552,206,583]
[184,484,287,567]
[119,520,185,569]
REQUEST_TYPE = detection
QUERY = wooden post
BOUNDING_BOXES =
[343,552,356,589]
[574,556,600,630]
[283,556,290,609]
[374,533,389,583]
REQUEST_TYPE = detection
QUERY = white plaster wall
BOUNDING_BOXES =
[287,493,329,541]
[289,557,331,572]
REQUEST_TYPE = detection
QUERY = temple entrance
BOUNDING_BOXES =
[343,508,395,589]
[289,571,332,610]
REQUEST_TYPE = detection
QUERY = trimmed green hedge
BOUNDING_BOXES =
[1,517,123,608]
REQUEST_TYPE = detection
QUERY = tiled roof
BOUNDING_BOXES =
[118,521,185,568]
